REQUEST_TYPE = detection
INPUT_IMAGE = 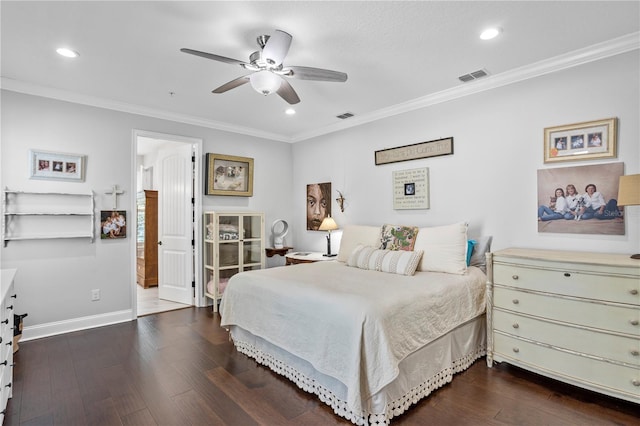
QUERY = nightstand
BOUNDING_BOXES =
[285,252,336,265]
[265,247,293,257]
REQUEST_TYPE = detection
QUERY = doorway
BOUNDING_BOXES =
[133,130,203,317]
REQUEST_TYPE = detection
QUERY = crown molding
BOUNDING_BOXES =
[0,77,291,143]
[290,32,640,142]
[2,32,638,144]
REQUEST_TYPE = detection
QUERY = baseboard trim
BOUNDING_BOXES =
[21,310,134,341]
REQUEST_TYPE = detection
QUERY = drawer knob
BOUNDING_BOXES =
[6,305,13,310]
[630,320,639,326]
[630,289,639,295]
[563,273,571,277]
[631,350,640,357]
[513,348,520,353]
[633,380,640,387]
[1,319,7,325]
[10,294,16,299]
[511,275,519,280]
[512,299,519,305]
[512,323,520,329]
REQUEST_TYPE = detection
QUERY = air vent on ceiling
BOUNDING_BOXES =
[336,112,355,120]
[458,69,489,83]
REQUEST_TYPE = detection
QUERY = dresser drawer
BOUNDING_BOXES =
[493,309,640,366]
[494,287,639,336]
[493,333,640,401]
[494,263,640,305]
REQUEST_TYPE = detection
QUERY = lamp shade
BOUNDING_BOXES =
[249,70,281,95]
[617,174,640,206]
[319,216,338,231]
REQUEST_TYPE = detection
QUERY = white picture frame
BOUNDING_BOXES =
[29,149,86,182]
[393,167,430,210]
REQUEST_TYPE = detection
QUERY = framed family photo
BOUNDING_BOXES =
[544,117,617,164]
[29,150,86,182]
[100,210,127,239]
[205,153,254,196]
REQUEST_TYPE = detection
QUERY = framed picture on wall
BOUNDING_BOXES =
[205,153,254,196]
[100,210,127,239]
[537,162,624,235]
[29,149,86,182]
[543,118,617,164]
[306,182,331,230]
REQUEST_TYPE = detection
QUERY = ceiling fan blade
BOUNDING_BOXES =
[262,30,292,67]
[212,75,251,94]
[283,66,348,82]
[276,79,300,104]
[180,48,249,67]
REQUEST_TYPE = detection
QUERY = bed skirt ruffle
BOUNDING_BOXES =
[228,315,486,425]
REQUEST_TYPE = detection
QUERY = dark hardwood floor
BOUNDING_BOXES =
[5,307,639,425]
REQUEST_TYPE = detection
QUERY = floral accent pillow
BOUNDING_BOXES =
[379,224,419,251]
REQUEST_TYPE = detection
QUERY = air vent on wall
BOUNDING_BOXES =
[458,69,489,83]
[336,112,355,120]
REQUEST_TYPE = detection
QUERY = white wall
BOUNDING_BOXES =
[292,51,640,255]
[0,91,293,336]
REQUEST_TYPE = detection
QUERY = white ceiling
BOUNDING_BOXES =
[2,1,639,143]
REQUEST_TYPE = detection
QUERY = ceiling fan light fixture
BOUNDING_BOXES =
[250,70,281,95]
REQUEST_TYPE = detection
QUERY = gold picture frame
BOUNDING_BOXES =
[544,118,617,164]
[205,153,254,196]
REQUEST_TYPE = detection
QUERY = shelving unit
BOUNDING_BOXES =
[204,212,265,312]
[2,188,95,246]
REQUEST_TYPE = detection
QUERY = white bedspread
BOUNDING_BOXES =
[220,261,486,414]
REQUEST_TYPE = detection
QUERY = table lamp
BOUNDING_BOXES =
[319,215,339,257]
[617,174,640,259]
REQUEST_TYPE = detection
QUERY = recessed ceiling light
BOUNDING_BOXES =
[56,47,79,58]
[285,108,296,115]
[480,27,502,40]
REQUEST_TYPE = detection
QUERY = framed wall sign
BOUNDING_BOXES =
[544,118,617,164]
[375,137,453,165]
[205,153,254,196]
[393,167,429,210]
[29,149,86,182]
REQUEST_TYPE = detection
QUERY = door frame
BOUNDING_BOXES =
[131,129,204,319]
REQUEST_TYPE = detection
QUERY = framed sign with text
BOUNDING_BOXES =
[375,137,453,165]
[393,167,429,210]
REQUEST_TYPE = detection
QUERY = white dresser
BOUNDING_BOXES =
[0,269,16,422]
[486,248,640,404]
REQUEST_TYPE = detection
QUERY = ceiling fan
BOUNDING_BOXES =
[181,30,348,105]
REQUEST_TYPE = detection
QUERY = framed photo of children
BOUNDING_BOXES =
[100,210,127,239]
[537,162,624,235]
[29,149,86,182]
[544,117,617,164]
[205,153,254,196]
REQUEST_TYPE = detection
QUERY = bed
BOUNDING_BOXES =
[220,222,491,425]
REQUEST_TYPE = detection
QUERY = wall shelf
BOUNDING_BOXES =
[2,188,95,246]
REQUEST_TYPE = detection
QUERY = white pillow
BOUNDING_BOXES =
[413,222,468,274]
[347,245,423,276]
[336,225,382,262]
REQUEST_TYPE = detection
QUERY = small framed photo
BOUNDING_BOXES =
[205,153,254,196]
[544,118,617,164]
[29,150,86,181]
[100,210,127,239]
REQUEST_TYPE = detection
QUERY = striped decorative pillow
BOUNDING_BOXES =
[346,245,423,276]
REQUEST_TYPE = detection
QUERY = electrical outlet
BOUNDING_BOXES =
[91,289,100,301]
